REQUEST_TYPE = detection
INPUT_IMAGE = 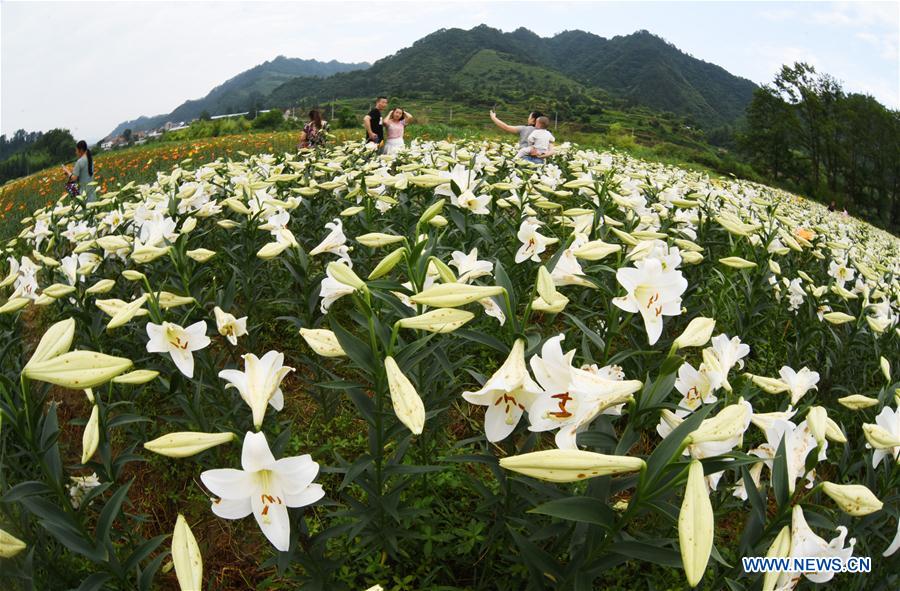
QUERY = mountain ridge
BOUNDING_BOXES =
[108,26,758,137]
[107,56,369,138]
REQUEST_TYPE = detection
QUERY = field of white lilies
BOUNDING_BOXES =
[0,139,898,590]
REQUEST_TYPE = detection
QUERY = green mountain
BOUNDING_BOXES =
[268,26,757,127]
[107,56,368,137]
[109,26,758,138]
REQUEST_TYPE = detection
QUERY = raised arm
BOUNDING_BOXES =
[489,110,519,134]
[403,111,413,123]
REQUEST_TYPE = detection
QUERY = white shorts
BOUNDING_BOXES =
[383,138,405,155]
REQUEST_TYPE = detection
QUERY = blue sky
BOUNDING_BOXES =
[2,1,898,141]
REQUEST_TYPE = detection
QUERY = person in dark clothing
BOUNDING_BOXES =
[364,96,388,146]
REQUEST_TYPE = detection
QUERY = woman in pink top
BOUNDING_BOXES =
[382,107,413,155]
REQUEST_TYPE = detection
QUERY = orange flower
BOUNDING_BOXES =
[795,228,815,241]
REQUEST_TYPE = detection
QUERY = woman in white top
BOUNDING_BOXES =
[382,107,413,155]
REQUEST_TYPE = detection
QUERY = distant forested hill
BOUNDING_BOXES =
[107,57,369,137]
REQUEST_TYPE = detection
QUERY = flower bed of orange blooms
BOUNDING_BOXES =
[0,130,355,237]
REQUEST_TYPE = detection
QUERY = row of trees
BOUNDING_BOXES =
[0,129,75,185]
[739,63,900,231]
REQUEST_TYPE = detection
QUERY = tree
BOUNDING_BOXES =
[199,110,212,121]
[738,86,795,180]
[123,128,133,144]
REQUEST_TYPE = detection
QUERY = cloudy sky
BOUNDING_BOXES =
[2,1,898,141]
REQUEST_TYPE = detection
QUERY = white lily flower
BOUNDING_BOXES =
[674,362,717,414]
[318,266,357,313]
[145,321,211,378]
[449,248,493,283]
[462,340,542,442]
[309,218,351,265]
[865,406,899,468]
[771,506,855,589]
[200,431,324,551]
[479,296,506,325]
[613,256,688,345]
[515,219,551,263]
[778,366,820,405]
[213,306,248,346]
[528,335,641,449]
[218,351,294,429]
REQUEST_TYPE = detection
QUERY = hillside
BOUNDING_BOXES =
[267,26,757,127]
[110,26,758,139]
[107,56,369,137]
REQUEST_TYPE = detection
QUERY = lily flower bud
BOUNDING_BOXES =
[807,406,827,446]
[299,328,347,357]
[686,402,750,445]
[82,405,100,464]
[823,311,855,325]
[327,261,367,292]
[396,309,474,333]
[0,528,27,558]
[186,248,216,262]
[357,233,405,248]
[673,317,716,350]
[409,283,504,308]
[418,199,445,225]
[719,256,757,269]
[368,247,406,280]
[499,449,645,482]
[172,514,203,591]
[679,460,713,587]
[824,417,847,443]
[112,369,160,385]
[384,357,425,435]
[23,351,133,389]
[762,527,792,591]
[821,482,884,516]
[25,318,75,369]
[863,423,900,449]
[837,394,879,410]
[86,279,116,294]
[144,432,236,458]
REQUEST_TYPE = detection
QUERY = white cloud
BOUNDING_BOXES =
[759,7,797,21]
[812,1,899,28]
[856,30,899,60]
